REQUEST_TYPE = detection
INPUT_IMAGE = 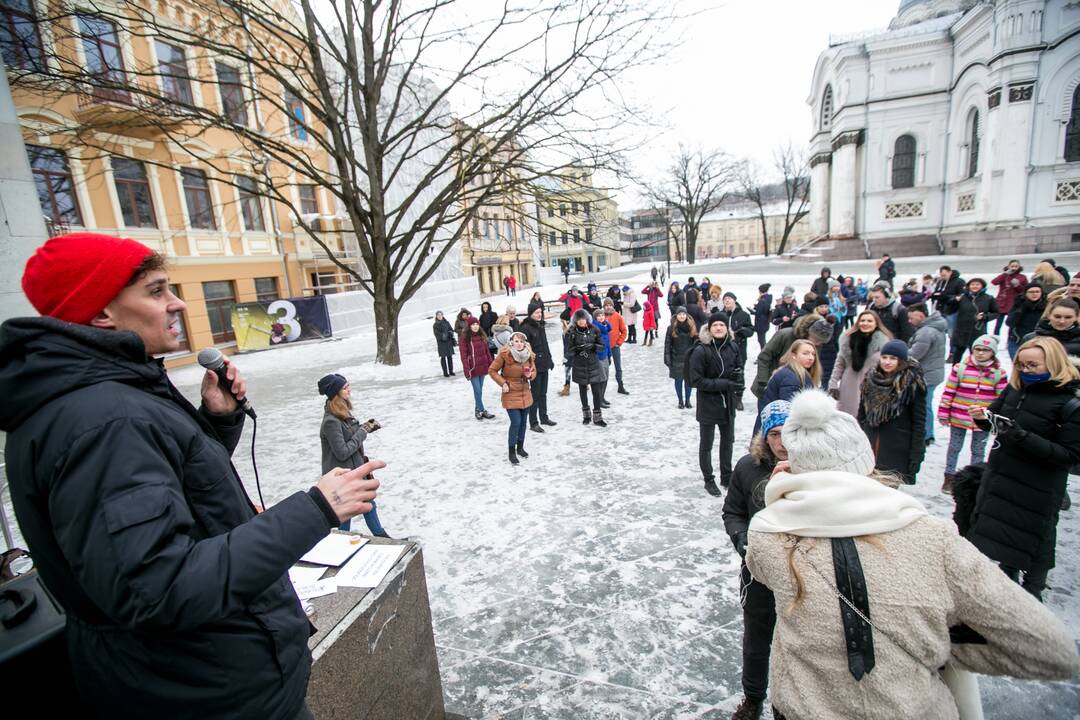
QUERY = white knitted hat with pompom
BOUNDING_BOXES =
[782,389,876,476]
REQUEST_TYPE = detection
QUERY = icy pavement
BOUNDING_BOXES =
[161,253,1080,719]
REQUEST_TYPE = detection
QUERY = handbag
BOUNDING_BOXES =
[631,301,642,314]
[795,543,984,720]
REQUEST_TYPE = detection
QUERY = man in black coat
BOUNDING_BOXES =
[717,293,756,411]
[722,400,789,720]
[929,265,965,335]
[751,283,772,347]
[810,267,831,299]
[0,234,380,720]
[687,316,744,495]
[949,277,999,363]
[769,286,800,329]
[868,281,913,342]
[876,253,896,285]
[522,303,557,431]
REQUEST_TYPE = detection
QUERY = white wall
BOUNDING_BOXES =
[325,276,481,336]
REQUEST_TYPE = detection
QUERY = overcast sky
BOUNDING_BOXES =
[613,0,902,207]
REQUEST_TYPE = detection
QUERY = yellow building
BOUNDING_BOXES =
[535,168,620,273]
[695,204,812,259]
[7,0,345,365]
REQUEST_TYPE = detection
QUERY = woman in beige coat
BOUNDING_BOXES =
[828,310,891,416]
[488,331,535,465]
[746,390,1079,720]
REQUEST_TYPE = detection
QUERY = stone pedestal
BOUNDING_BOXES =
[306,539,446,720]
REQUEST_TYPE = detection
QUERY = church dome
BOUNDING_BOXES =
[891,0,978,30]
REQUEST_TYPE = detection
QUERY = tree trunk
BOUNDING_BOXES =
[373,295,402,365]
[686,232,697,264]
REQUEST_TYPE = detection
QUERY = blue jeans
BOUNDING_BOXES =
[469,375,486,412]
[1008,338,1020,359]
[924,383,938,441]
[612,345,624,386]
[507,408,528,448]
[945,427,989,475]
[945,312,957,335]
[339,500,385,535]
[674,378,692,403]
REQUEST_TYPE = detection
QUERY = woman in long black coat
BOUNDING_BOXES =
[857,340,927,485]
[687,317,744,493]
[478,301,498,337]
[521,304,557,431]
[566,308,606,426]
[969,336,1080,601]
[664,308,697,409]
[433,311,456,376]
[950,277,999,363]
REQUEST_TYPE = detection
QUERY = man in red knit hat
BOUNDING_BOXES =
[0,233,382,719]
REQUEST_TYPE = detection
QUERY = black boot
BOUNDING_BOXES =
[475,410,484,421]
[516,443,529,458]
[540,417,557,426]
[704,479,721,497]
[481,410,495,419]
[592,410,607,427]
[600,399,611,408]
[685,399,693,409]
[508,447,519,465]
[678,400,685,409]
[582,408,592,425]
[530,423,545,433]
[617,384,629,395]
[731,697,764,720]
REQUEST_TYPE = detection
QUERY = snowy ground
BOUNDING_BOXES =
[80,253,1080,716]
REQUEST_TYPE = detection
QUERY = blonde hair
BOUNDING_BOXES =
[709,285,722,299]
[777,339,822,386]
[1032,262,1060,285]
[1010,336,1080,390]
[327,391,353,421]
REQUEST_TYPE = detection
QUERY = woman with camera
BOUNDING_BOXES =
[969,336,1080,601]
[318,373,390,537]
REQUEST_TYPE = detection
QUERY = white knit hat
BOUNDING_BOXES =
[782,389,876,476]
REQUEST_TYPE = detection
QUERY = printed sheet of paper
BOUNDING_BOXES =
[288,565,327,585]
[299,533,368,566]
[292,577,338,600]
[334,545,405,588]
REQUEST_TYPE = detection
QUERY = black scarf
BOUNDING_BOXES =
[849,331,873,372]
[860,362,925,427]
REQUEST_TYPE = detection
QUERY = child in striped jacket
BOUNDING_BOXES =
[937,333,1008,493]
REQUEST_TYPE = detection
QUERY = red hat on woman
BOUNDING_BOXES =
[22,233,154,324]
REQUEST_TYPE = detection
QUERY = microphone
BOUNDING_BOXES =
[197,348,257,419]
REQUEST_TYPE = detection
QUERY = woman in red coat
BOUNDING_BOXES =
[460,316,495,420]
[641,281,664,323]
[991,259,1028,336]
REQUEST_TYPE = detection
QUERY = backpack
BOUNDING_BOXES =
[684,339,702,386]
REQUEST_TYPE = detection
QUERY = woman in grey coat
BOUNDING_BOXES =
[828,310,892,416]
[318,373,389,536]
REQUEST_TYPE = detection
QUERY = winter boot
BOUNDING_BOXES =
[475,410,484,421]
[941,473,955,495]
[685,399,693,409]
[559,383,571,396]
[540,417,558,426]
[678,400,685,409]
[617,384,629,395]
[730,696,764,720]
[592,410,607,427]
[582,408,592,425]
[600,399,611,409]
[508,447,519,465]
[703,479,721,497]
[516,443,529,459]
[481,410,495,419]
[530,423,545,433]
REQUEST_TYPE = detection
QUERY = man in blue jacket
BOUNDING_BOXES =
[0,233,381,720]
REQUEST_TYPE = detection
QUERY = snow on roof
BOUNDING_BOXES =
[828,12,961,47]
[701,201,805,222]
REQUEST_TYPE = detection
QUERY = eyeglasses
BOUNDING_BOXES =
[1015,362,1046,371]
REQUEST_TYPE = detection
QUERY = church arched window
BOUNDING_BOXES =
[892,134,916,189]
[966,109,980,178]
[821,85,834,131]
[1066,85,1080,162]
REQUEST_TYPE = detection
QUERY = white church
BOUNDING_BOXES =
[805,0,1080,259]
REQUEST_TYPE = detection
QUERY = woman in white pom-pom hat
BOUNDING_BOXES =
[745,389,1079,720]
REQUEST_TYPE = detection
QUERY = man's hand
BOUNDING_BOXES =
[201,357,246,415]
[317,460,384,523]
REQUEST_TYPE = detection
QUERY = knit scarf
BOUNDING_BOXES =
[849,331,873,372]
[749,470,928,537]
[860,363,925,428]
[509,345,531,364]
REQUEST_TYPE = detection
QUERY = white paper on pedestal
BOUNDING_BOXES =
[334,545,405,588]
[292,577,338,600]
[300,533,368,566]
[288,565,327,585]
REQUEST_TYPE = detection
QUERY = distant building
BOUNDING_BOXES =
[622,208,672,263]
[534,168,620,273]
[696,203,811,259]
[807,0,1080,259]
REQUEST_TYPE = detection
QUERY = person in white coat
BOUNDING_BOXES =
[621,285,640,344]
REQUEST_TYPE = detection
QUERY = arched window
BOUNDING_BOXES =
[892,134,916,189]
[1066,85,1080,162]
[967,109,980,178]
[821,85,834,131]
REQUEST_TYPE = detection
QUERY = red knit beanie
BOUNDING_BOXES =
[22,233,155,324]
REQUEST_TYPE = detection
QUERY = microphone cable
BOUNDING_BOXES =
[250,416,266,512]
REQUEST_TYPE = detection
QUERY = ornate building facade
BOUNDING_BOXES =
[534,168,620,273]
[807,0,1080,259]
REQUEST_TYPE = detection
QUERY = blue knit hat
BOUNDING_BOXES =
[760,400,792,435]
[318,373,348,398]
[880,339,909,361]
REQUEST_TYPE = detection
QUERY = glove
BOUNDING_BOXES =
[734,532,748,558]
[828,388,840,400]
[997,419,1027,443]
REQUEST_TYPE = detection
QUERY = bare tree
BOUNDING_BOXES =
[14,0,678,363]
[737,143,811,257]
[639,146,734,265]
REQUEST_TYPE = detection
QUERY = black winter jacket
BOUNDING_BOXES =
[433,317,456,357]
[971,380,1080,572]
[664,321,697,380]
[1008,298,1047,345]
[722,452,774,554]
[521,316,555,371]
[0,318,336,720]
[871,299,913,342]
[1025,320,1080,358]
[566,322,603,385]
[770,300,799,329]
[752,293,773,333]
[687,327,743,424]
[930,272,965,315]
[953,290,999,351]
[718,304,756,361]
[857,364,927,484]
